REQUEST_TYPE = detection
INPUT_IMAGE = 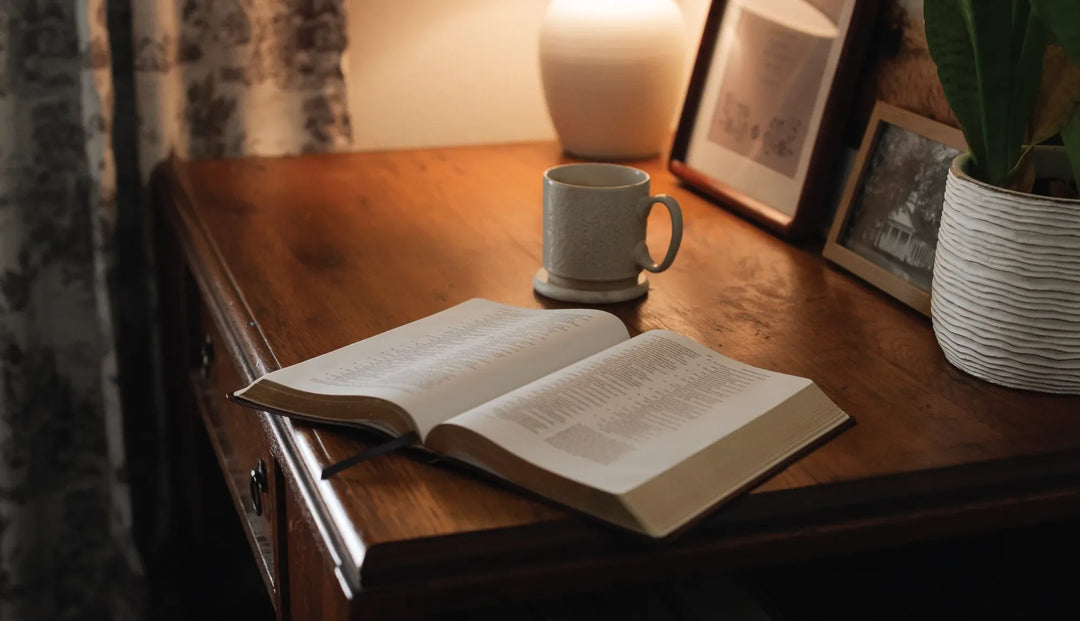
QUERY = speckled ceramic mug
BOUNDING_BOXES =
[541,163,682,291]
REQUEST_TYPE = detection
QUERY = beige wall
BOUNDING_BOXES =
[345,0,710,151]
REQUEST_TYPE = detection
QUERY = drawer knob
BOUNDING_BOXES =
[249,459,267,516]
[199,334,214,379]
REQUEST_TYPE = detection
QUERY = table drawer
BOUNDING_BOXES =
[192,307,278,601]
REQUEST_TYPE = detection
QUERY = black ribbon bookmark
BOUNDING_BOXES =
[320,431,418,480]
[224,392,418,479]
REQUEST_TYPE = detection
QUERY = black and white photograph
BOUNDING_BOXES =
[824,101,966,316]
[840,121,958,289]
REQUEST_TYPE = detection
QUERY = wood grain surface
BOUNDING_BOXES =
[154,142,1080,596]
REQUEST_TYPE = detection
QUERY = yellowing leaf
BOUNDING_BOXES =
[1030,44,1080,144]
[1031,0,1080,67]
[1003,146,1037,193]
[1061,106,1080,186]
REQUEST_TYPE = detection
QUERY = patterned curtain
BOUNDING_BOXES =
[0,1,351,619]
[132,1,352,169]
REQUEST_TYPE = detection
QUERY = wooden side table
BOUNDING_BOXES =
[152,143,1080,620]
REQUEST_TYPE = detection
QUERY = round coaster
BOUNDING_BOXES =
[533,269,649,303]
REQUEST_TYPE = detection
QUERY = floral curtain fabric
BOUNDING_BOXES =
[132,1,352,171]
[0,1,351,619]
[0,2,139,619]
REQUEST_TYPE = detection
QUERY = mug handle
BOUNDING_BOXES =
[633,194,683,273]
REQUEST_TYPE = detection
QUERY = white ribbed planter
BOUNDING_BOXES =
[931,149,1080,394]
[539,0,686,160]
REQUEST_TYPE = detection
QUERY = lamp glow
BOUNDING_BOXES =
[539,0,687,160]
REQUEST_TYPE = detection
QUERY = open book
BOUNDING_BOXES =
[232,299,850,538]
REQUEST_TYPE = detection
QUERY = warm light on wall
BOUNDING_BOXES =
[344,0,712,152]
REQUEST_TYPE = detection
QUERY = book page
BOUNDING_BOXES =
[237,299,629,438]
[439,330,811,494]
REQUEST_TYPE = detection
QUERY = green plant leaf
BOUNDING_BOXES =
[968,1,1044,184]
[925,0,987,176]
[1030,45,1080,144]
[1030,0,1080,66]
[925,1,1046,186]
[1061,106,1080,187]
[1012,5,1047,145]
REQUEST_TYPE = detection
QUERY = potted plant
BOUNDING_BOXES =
[925,0,1080,393]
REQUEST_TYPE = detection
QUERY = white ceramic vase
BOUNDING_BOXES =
[931,148,1080,394]
[539,0,687,160]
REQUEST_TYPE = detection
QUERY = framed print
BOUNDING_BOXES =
[669,0,880,238]
[823,101,966,317]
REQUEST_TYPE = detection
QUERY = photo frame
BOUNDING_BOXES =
[669,0,879,238]
[823,101,966,317]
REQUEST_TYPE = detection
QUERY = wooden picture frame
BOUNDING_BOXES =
[669,0,880,239]
[823,101,966,317]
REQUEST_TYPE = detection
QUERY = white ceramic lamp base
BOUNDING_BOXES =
[539,0,687,160]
